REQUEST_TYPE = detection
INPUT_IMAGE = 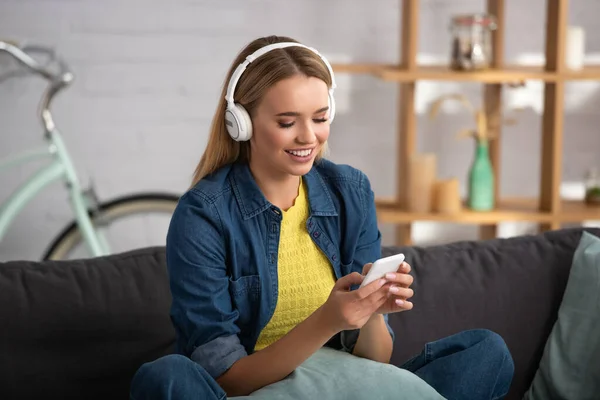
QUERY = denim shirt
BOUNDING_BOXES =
[166,158,395,380]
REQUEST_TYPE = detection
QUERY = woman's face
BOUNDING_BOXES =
[249,74,330,179]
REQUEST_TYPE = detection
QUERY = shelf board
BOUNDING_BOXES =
[375,197,600,224]
[330,63,390,74]
[332,63,600,82]
[331,63,560,82]
[376,65,558,83]
[563,65,600,80]
[559,200,600,221]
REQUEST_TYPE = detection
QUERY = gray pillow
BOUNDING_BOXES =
[524,231,600,400]
[241,347,445,399]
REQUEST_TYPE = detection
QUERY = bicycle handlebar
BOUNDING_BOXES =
[0,40,74,135]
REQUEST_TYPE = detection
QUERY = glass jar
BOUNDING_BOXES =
[585,167,600,206]
[450,13,497,71]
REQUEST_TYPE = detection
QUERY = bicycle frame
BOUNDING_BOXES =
[1,40,113,258]
[0,128,109,257]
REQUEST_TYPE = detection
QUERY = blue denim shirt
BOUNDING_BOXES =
[166,158,395,379]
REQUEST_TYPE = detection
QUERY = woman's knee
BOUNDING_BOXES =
[133,354,191,383]
[131,354,198,399]
[131,354,225,400]
[475,330,512,358]
[471,329,515,385]
[430,329,514,398]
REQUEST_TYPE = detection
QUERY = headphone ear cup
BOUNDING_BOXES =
[236,104,253,141]
[225,104,253,141]
[328,91,336,123]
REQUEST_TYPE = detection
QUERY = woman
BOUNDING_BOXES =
[130,35,514,400]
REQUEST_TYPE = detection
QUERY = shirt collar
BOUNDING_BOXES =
[230,162,338,220]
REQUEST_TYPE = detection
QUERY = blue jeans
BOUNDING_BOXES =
[400,329,514,399]
[130,329,514,400]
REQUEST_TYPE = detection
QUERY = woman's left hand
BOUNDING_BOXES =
[361,261,414,314]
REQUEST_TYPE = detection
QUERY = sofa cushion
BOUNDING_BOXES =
[246,346,445,399]
[0,247,176,400]
[524,231,600,400]
[383,227,600,400]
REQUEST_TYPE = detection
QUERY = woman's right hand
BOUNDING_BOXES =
[319,272,389,333]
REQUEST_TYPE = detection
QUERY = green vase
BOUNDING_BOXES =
[468,141,495,210]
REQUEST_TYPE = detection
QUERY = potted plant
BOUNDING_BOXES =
[586,187,600,205]
[585,168,600,206]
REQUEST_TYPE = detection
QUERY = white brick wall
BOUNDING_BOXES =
[1,0,599,261]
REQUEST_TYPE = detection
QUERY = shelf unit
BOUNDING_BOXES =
[332,0,600,246]
[333,64,600,83]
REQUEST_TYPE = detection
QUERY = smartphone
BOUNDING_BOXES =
[359,253,405,288]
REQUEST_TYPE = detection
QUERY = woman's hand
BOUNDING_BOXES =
[361,261,414,314]
[319,272,390,333]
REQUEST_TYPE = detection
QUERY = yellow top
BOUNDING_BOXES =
[253,179,336,351]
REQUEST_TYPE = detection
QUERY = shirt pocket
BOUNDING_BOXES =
[228,274,261,330]
[340,251,358,274]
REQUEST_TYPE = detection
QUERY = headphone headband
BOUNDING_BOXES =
[224,42,337,105]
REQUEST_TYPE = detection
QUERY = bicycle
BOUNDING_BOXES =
[0,40,181,261]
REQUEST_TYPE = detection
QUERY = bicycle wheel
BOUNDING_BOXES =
[43,192,180,260]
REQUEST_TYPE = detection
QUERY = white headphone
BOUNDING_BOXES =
[224,42,337,142]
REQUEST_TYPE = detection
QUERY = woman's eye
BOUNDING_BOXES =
[278,117,327,128]
[278,121,294,129]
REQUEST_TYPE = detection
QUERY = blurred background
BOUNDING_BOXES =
[1,0,599,262]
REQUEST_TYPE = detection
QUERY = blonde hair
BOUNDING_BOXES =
[190,35,333,187]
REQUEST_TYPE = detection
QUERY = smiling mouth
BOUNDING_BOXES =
[285,148,314,157]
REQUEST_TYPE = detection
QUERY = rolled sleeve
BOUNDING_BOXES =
[340,173,396,353]
[191,334,248,379]
[166,190,247,379]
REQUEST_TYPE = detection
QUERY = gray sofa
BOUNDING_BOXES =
[2,227,598,400]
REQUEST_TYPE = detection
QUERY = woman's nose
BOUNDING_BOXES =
[297,121,316,144]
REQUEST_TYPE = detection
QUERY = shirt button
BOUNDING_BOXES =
[332,254,337,261]
[313,231,320,238]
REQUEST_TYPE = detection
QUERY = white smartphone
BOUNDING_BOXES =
[359,253,406,288]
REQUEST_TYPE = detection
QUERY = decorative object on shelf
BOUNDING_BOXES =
[449,13,497,71]
[429,93,499,211]
[468,141,495,210]
[584,167,600,206]
[565,26,585,71]
[407,153,437,213]
[433,178,462,214]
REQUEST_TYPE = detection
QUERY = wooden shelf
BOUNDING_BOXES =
[559,200,600,221]
[332,63,600,82]
[374,198,600,224]
[377,65,558,82]
[335,0,595,245]
[563,65,600,80]
[332,63,558,82]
